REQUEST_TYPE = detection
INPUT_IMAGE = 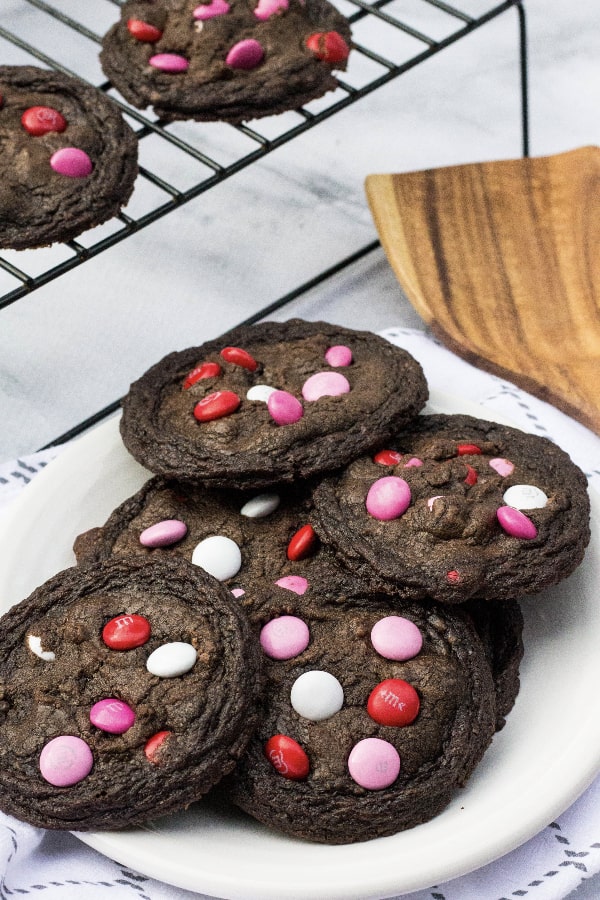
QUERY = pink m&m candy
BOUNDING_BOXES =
[102,614,151,650]
[302,371,350,402]
[260,615,310,660]
[275,575,308,595]
[267,390,303,425]
[39,735,93,787]
[194,0,230,19]
[226,39,264,70]
[50,148,92,178]
[139,519,187,548]
[371,615,423,661]
[366,476,411,521]
[497,506,538,539]
[489,457,515,477]
[324,345,353,367]
[254,0,288,19]
[90,698,136,734]
[149,53,189,73]
[348,738,400,790]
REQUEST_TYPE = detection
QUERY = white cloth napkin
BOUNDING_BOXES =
[0,327,598,900]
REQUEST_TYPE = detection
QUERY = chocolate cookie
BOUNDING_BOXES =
[73,466,382,603]
[74,474,317,588]
[464,599,524,730]
[228,583,497,843]
[0,66,138,250]
[312,414,591,603]
[100,0,351,124]
[0,556,261,830]
[119,319,429,490]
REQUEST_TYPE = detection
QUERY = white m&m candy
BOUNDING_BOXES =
[290,670,343,721]
[191,535,242,580]
[503,484,548,510]
[146,642,197,678]
[240,493,280,518]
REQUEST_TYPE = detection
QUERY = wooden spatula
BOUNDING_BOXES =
[365,146,600,435]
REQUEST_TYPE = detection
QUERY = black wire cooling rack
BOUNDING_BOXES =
[0,0,528,311]
[0,0,529,448]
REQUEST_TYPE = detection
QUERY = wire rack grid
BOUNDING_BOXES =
[0,0,528,315]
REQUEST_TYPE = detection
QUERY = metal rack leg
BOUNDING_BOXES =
[516,1,530,158]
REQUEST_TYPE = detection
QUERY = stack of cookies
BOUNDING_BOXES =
[0,319,591,843]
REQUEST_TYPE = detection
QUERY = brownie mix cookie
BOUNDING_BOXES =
[100,0,352,124]
[312,413,591,603]
[119,319,428,490]
[73,470,373,606]
[74,474,318,587]
[0,556,261,830]
[464,599,524,731]
[0,66,138,250]
[228,582,497,843]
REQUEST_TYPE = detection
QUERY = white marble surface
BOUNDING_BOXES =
[0,3,599,894]
[0,0,599,459]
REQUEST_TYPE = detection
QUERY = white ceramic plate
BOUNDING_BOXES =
[1,391,599,900]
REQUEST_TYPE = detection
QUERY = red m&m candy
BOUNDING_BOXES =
[220,346,258,371]
[457,443,482,456]
[367,678,420,727]
[264,734,310,780]
[102,614,151,650]
[183,361,222,389]
[464,463,478,486]
[373,449,402,466]
[144,730,172,763]
[127,19,164,41]
[305,31,349,64]
[286,524,318,561]
[21,106,67,136]
[193,390,240,421]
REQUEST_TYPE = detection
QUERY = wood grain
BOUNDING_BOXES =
[365,146,600,435]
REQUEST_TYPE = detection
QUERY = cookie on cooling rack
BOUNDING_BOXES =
[119,319,428,490]
[0,556,261,830]
[0,65,138,250]
[227,581,497,843]
[99,0,352,124]
[312,413,591,604]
